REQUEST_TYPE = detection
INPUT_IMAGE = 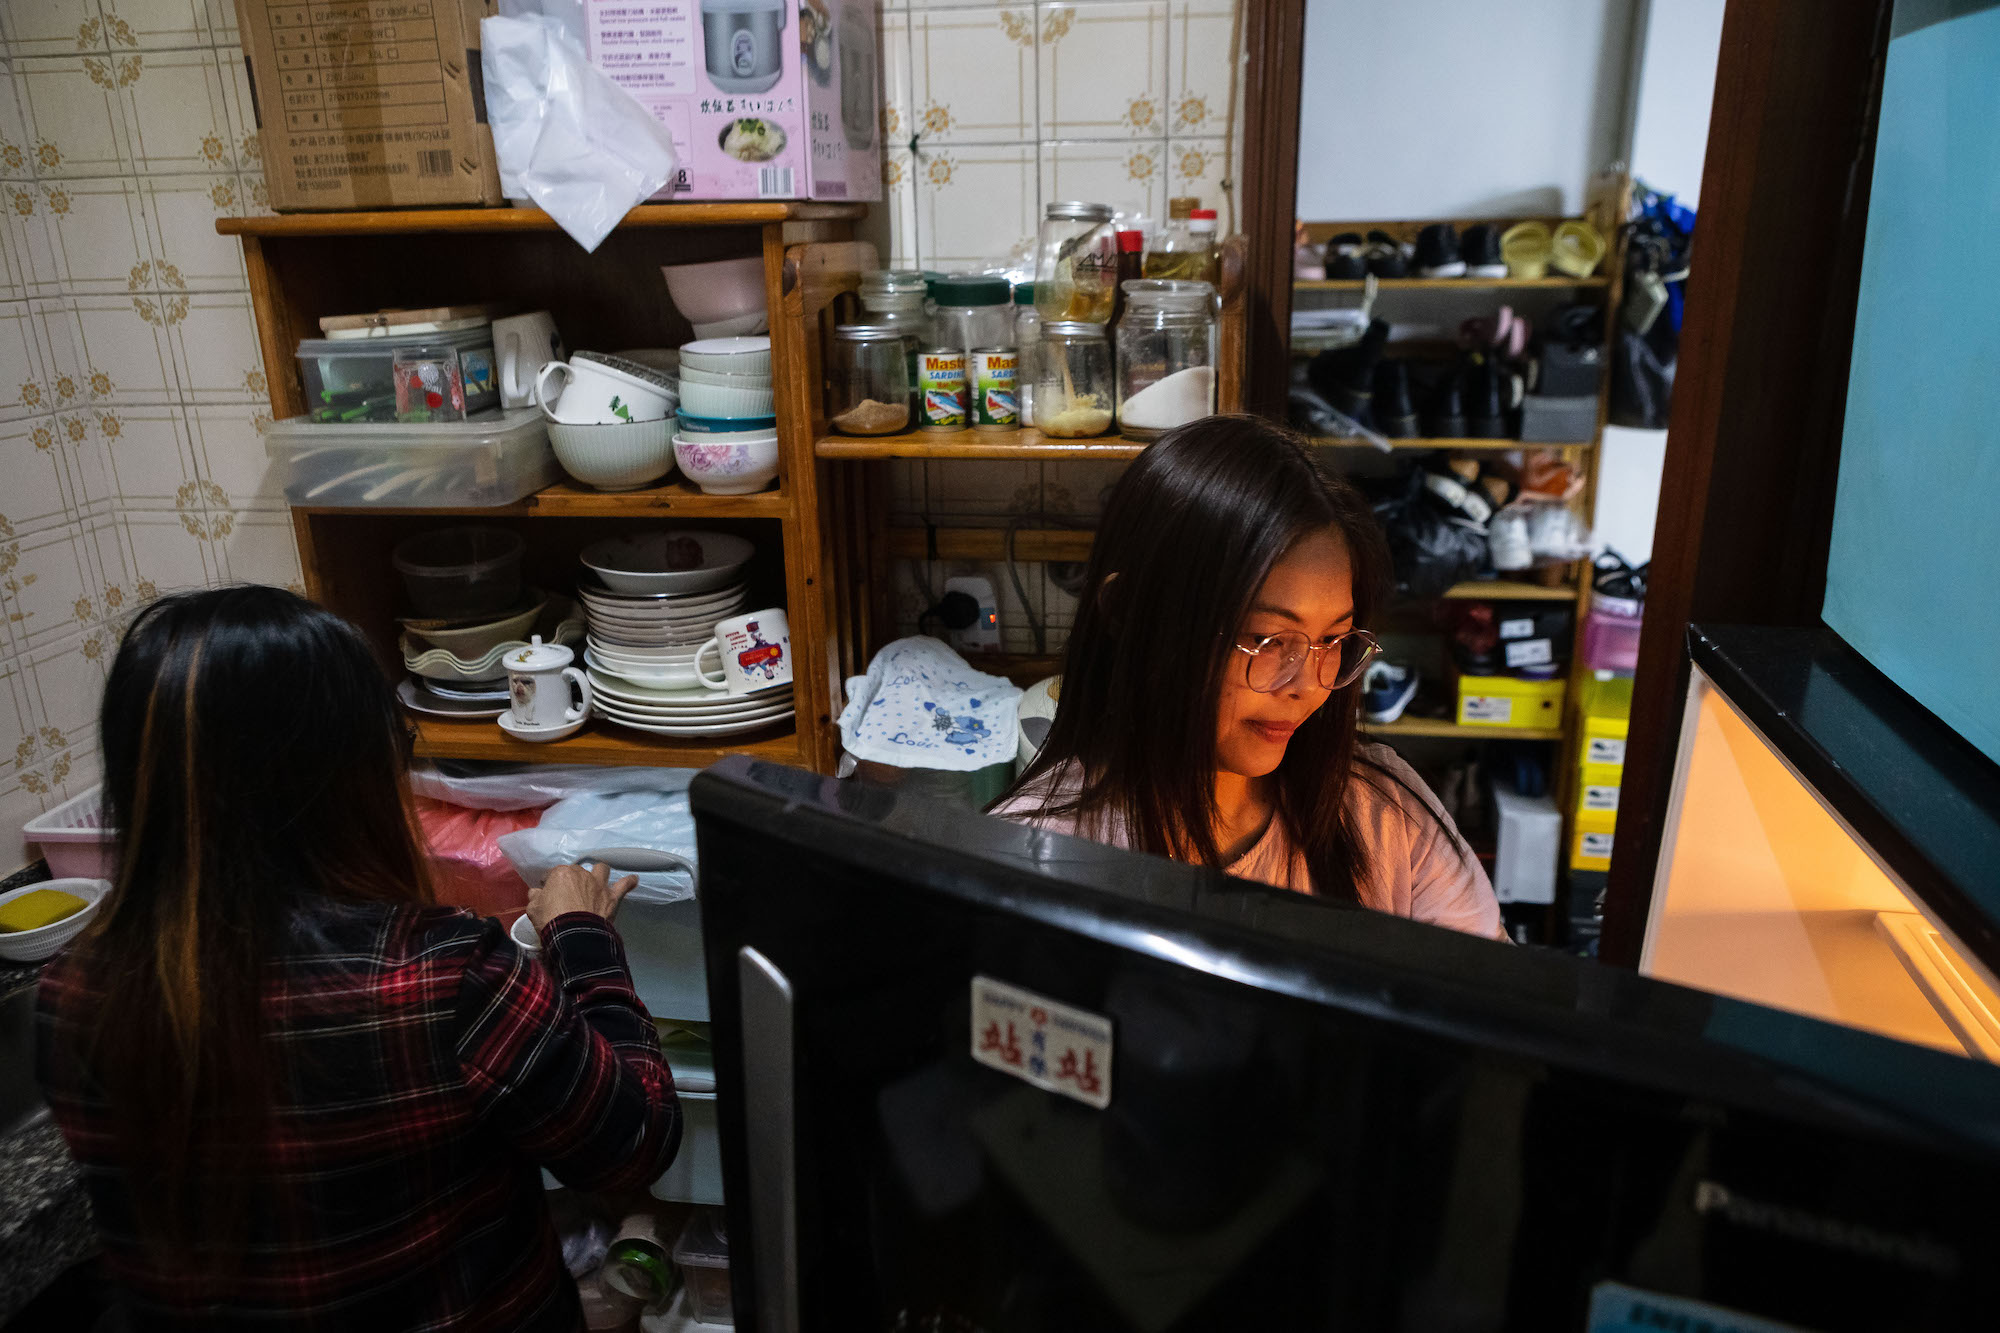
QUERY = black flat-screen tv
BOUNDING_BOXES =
[690,757,2000,1332]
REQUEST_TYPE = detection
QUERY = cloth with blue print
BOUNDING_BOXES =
[839,636,1022,772]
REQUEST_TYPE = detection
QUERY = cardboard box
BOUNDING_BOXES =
[585,0,882,202]
[1455,673,1566,729]
[1491,783,1560,905]
[1571,808,1617,873]
[236,0,503,211]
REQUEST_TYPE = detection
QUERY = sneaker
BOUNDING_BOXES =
[1422,367,1467,438]
[1462,223,1508,278]
[1362,659,1419,724]
[1365,229,1410,278]
[1488,507,1532,571]
[1414,223,1465,279]
[1325,231,1367,280]
[1372,359,1418,437]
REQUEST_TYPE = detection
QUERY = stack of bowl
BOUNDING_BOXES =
[674,338,778,495]
[541,352,681,492]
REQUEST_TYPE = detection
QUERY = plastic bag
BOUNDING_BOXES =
[481,15,678,252]
[410,762,692,812]
[414,797,544,920]
[1371,468,1490,600]
[497,776,700,905]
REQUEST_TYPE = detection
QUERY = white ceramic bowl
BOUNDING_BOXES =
[509,912,542,954]
[661,258,767,327]
[580,530,757,594]
[674,434,780,496]
[679,336,772,375]
[691,313,769,339]
[677,380,775,420]
[0,878,110,962]
[401,593,549,657]
[548,417,677,491]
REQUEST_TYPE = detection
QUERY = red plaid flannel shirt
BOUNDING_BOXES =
[36,900,681,1331]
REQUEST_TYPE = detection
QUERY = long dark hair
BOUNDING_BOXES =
[1005,415,1455,899]
[73,586,434,1263]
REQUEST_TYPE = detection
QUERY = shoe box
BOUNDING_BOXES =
[1492,782,1560,905]
[1456,673,1566,729]
[1519,394,1600,443]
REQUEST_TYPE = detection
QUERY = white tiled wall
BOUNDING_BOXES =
[876,0,1244,654]
[0,0,291,865]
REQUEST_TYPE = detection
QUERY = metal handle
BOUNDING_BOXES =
[739,945,798,1332]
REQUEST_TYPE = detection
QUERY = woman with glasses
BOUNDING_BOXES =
[993,415,1503,938]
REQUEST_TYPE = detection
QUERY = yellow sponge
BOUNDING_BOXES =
[0,888,87,933]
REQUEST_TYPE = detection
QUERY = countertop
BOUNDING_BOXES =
[0,858,95,1324]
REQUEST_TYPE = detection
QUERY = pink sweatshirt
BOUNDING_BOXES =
[993,744,1506,940]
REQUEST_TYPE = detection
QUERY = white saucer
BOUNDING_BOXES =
[497,711,586,743]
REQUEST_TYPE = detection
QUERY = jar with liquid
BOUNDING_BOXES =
[1035,321,1115,439]
[1116,279,1217,440]
[1033,202,1119,324]
[826,324,912,435]
[1014,283,1041,427]
[930,276,1014,357]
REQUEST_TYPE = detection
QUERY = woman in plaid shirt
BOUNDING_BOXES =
[36,586,683,1330]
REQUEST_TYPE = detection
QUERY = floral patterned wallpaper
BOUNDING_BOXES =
[876,0,1244,655]
[0,0,295,866]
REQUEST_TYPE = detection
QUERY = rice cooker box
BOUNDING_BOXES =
[584,0,882,202]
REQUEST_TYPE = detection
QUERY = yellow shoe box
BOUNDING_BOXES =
[1456,674,1566,729]
[1571,808,1617,872]
[1576,761,1622,815]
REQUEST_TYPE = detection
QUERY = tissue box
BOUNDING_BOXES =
[585,0,883,202]
[234,0,505,211]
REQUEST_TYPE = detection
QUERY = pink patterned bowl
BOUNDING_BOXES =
[672,433,779,495]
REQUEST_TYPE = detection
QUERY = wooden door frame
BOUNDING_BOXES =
[1600,0,1894,965]
[1238,0,1308,420]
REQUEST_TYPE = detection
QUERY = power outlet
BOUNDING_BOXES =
[944,575,1001,653]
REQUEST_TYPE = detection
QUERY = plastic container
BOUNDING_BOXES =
[650,1090,721,1204]
[1033,201,1118,323]
[22,784,117,881]
[296,326,496,422]
[671,1207,733,1324]
[929,276,1013,358]
[1114,278,1216,440]
[825,324,912,435]
[264,409,559,509]
[1581,605,1643,671]
[392,527,526,618]
[1034,321,1114,438]
[1013,284,1040,427]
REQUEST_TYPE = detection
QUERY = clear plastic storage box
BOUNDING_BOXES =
[263,409,558,509]
[296,326,497,422]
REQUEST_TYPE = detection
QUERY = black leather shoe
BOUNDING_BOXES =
[1464,359,1508,437]
[1365,230,1409,278]
[1325,232,1367,280]
[1462,223,1507,277]
[1373,359,1419,437]
[1423,368,1467,438]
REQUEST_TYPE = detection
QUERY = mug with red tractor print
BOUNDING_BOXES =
[695,608,792,696]
[393,345,467,423]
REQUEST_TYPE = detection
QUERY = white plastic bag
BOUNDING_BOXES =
[481,15,678,252]
[409,762,691,812]
[496,777,699,905]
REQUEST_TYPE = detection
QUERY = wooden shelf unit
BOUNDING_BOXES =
[1295,275,1608,292]
[1307,435,1595,452]
[816,429,1149,461]
[1362,716,1565,742]
[228,205,876,773]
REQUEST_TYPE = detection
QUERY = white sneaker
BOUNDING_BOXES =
[1488,509,1533,571]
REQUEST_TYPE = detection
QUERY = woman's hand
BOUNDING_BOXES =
[527,861,640,931]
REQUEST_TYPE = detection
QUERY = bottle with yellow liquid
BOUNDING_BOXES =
[1033,202,1119,325]
[1143,198,1218,284]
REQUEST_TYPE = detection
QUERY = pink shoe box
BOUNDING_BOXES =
[585,0,882,203]
[1581,605,1643,672]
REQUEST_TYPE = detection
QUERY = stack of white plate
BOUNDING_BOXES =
[580,579,748,654]
[588,671,794,737]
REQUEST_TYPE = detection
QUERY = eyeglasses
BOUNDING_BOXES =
[1233,629,1381,693]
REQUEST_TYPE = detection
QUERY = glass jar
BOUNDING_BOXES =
[859,270,931,415]
[929,276,1014,358]
[1035,321,1115,438]
[1033,202,1119,324]
[392,343,466,423]
[1115,279,1217,440]
[825,324,912,435]
[1013,283,1041,427]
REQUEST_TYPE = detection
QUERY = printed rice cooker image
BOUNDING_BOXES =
[701,0,788,94]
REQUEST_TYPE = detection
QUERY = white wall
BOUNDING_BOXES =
[1296,0,1641,221]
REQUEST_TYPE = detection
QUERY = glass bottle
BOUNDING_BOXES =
[1110,229,1145,329]
[1033,202,1118,324]
[1013,283,1041,428]
[1115,278,1217,440]
[858,269,931,416]
[826,324,913,435]
[1035,321,1115,438]
[1143,197,1201,280]
[929,276,1014,357]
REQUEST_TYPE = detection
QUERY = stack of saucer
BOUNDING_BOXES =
[580,578,747,660]
[587,672,793,738]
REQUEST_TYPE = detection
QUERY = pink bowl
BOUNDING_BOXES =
[661,257,767,326]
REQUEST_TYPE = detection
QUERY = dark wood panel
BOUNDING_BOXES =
[1239,0,1308,420]
[1602,0,1893,966]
